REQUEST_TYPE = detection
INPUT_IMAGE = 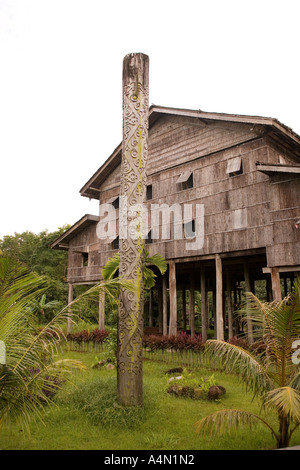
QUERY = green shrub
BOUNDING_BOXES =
[167,369,218,399]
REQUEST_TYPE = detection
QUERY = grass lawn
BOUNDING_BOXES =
[1,349,300,450]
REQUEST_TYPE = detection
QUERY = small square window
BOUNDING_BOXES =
[112,196,119,209]
[145,230,153,244]
[112,236,119,250]
[82,253,89,267]
[177,171,193,190]
[184,220,195,238]
[226,157,243,177]
[146,185,153,200]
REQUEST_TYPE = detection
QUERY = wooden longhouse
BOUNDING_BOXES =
[51,105,300,340]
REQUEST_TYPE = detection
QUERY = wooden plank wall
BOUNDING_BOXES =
[66,115,300,283]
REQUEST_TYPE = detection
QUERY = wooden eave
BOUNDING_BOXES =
[51,214,99,250]
[80,143,122,200]
[256,162,300,176]
[80,105,300,199]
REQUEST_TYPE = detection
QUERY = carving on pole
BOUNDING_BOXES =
[118,53,149,406]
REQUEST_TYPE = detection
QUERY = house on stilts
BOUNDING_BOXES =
[51,105,300,341]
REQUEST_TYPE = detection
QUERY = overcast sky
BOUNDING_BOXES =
[1,0,299,239]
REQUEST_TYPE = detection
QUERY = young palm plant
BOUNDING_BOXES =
[102,250,167,288]
[195,279,300,449]
[0,256,132,433]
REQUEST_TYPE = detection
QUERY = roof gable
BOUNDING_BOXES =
[80,105,300,199]
[51,214,99,250]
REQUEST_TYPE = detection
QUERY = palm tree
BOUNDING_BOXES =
[102,250,167,288]
[0,256,132,432]
[195,279,300,449]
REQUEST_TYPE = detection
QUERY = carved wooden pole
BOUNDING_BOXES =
[168,260,177,336]
[117,53,149,406]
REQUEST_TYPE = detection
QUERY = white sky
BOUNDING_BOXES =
[0,0,300,239]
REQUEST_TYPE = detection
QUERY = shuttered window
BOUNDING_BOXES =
[226,157,243,176]
[176,171,193,190]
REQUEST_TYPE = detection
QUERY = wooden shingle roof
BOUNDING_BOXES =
[80,105,300,200]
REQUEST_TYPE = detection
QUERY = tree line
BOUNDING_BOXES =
[0,227,70,322]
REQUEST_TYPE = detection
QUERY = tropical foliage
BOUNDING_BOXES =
[195,279,300,448]
[102,250,167,288]
[0,228,70,321]
[143,332,204,352]
[0,256,133,432]
[0,228,69,280]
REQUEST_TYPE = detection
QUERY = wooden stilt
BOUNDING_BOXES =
[266,276,272,302]
[158,281,163,334]
[189,274,195,337]
[99,291,105,331]
[244,263,254,343]
[215,254,224,341]
[149,288,153,328]
[182,282,187,331]
[271,267,282,301]
[162,274,168,335]
[200,268,207,342]
[283,273,288,297]
[226,268,234,340]
[212,284,216,337]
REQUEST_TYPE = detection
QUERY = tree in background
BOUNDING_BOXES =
[0,227,70,321]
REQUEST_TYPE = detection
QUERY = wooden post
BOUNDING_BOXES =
[67,283,73,334]
[189,274,195,337]
[201,268,207,343]
[266,276,271,302]
[244,263,254,343]
[182,282,187,331]
[117,53,149,406]
[283,274,288,297]
[215,254,224,341]
[271,267,282,301]
[99,291,105,331]
[212,284,216,337]
[158,281,163,334]
[169,261,177,336]
[162,274,168,335]
[226,268,234,340]
[149,288,153,328]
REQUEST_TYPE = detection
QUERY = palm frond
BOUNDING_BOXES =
[195,409,275,438]
[101,250,167,289]
[289,371,300,391]
[264,387,300,422]
[101,253,120,280]
[240,283,300,386]
[0,258,132,433]
[145,252,167,275]
[204,340,273,396]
